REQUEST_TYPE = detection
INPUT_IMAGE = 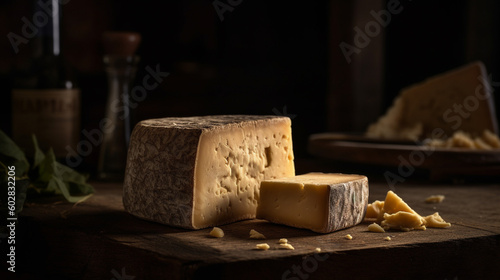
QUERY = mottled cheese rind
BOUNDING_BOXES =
[257,173,369,233]
[123,115,295,229]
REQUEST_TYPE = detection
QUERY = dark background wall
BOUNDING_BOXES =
[1,0,499,174]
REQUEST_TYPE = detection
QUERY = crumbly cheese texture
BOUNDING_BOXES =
[366,61,498,140]
[365,191,451,231]
[257,173,369,233]
[425,130,500,150]
[123,115,295,229]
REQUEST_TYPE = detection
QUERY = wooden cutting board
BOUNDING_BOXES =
[308,133,500,180]
[8,180,500,280]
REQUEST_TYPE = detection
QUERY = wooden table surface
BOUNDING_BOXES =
[5,173,500,280]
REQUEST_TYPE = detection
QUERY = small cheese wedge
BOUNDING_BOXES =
[257,173,369,233]
[123,115,295,229]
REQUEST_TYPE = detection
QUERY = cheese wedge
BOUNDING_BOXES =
[367,61,498,140]
[256,173,368,233]
[123,115,295,229]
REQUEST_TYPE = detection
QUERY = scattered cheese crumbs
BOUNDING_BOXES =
[367,222,385,233]
[314,248,321,253]
[280,243,295,250]
[209,227,224,238]
[364,191,451,232]
[384,236,391,241]
[424,129,500,150]
[249,229,266,239]
[425,195,445,204]
[255,243,270,250]
[345,234,353,240]
[279,238,288,244]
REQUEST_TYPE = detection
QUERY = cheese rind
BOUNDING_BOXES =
[256,173,369,233]
[123,115,295,229]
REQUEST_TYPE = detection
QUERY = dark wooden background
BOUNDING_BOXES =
[1,0,499,175]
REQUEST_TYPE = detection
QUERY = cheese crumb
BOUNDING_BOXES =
[314,248,321,253]
[209,227,224,238]
[249,229,266,239]
[255,243,270,250]
[425,195,445,204]
[384,236,391,241]
[280,243,295,250]
[423,212,451,228]
[345,234,353,240]
[381,211,426,231]
[278,238,288,244]
[367,222,385,233]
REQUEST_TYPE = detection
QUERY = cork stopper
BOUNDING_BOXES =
[102,31,141,56]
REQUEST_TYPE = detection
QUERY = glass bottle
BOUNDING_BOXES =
[11,0,80,159]
[98,32,141,181]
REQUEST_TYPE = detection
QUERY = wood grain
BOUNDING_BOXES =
[7,180,500,280]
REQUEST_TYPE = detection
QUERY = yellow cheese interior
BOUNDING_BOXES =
[192,120,295,229]
[365,191,451,231]
[383,190,419,216]
[257,173,365,232]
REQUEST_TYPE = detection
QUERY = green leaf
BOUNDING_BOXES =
[32,134,45,169]
[0,130,29,176]
[1,130,94,214]
[33,148,94,201]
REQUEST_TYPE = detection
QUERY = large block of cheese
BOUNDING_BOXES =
[123,115,295,229]
[256,173,368,233]
[367,61,498,140]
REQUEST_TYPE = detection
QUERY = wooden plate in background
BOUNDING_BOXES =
[307,133,500,180]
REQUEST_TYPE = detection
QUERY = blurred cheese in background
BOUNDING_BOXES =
[366,61,498,142]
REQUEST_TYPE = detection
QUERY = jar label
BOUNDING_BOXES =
[12,89,81,159]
